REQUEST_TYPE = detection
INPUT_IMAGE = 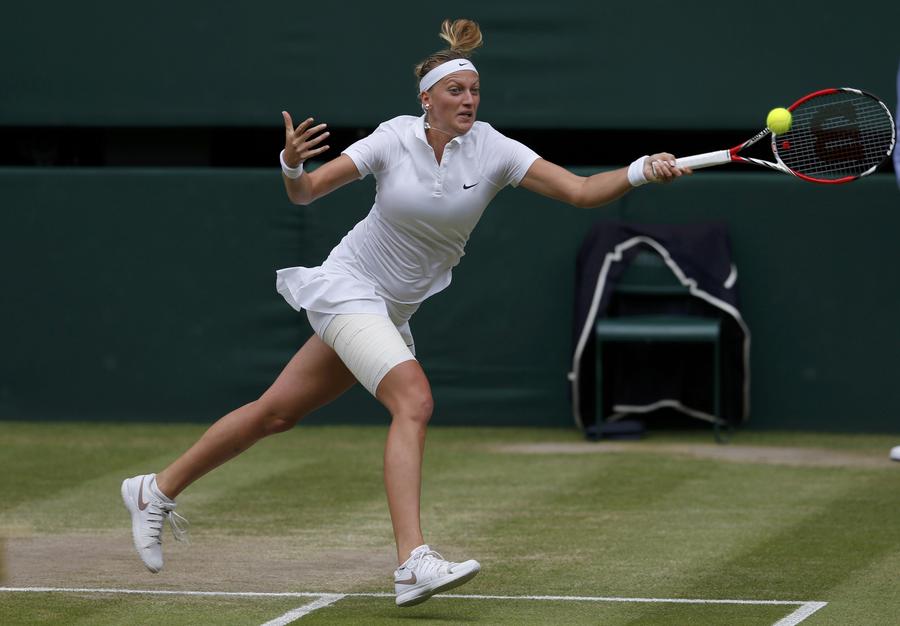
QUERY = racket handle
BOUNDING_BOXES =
[675,150,732,170]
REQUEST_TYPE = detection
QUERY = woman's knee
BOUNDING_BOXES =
[250,399,305,435]
[392,390,434,426]
[376,360,434,426]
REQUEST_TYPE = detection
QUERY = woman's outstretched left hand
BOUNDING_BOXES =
[282,111,331,168]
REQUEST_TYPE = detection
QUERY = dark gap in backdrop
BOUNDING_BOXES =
[6,126,879,174]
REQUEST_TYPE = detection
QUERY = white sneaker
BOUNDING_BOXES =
[120,474,189,573]
[394,545,480,607]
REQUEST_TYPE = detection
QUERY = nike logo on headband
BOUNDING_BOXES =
[458,62,468,66]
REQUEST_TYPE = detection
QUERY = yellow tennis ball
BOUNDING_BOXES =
[766,107,792,135]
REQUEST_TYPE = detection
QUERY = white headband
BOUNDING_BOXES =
[418,58,479,94]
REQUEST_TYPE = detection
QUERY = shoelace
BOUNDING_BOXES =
[145,500,191,546]
[163,505,191,545]
[408,548,453,577]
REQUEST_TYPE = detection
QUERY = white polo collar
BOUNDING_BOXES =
[415,114,469,147]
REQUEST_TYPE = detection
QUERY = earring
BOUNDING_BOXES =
[424,104,430,110]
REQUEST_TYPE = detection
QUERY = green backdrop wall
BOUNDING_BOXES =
[2,1,896,129]
[1,169,898,431]
[3,1,899,431]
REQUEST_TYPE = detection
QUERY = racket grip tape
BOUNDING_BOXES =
[675,150,732,170]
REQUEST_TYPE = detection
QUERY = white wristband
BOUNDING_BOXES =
[627,155,649,187]
[280,149,304,179]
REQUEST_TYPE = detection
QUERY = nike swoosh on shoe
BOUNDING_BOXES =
[137,476,150,511]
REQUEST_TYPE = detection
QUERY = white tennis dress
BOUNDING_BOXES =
[275,114,540,340]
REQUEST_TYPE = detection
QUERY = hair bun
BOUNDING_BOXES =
[439,19,483,56]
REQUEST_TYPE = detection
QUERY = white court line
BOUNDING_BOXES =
[0,587,333,598]
[0,587,828,625]
[429,592,814,605]
[774,601,829,626]
[260,594,345,626]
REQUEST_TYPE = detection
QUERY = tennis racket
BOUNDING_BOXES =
[675,88,896,184]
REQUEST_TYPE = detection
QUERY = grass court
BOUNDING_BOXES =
[2,421,898,624]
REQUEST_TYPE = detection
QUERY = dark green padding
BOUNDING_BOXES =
[1,2,895,129]
[1,168,898,431]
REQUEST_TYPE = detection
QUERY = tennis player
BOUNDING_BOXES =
[121,18,689,607]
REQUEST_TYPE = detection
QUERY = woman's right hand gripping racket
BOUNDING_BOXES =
[676,88,896,184]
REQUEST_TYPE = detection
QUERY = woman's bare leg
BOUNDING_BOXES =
[375,360,434,564]
[155,334,357,498]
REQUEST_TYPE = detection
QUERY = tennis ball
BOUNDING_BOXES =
[766,107,792,135]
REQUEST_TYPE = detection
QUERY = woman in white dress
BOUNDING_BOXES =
[121,18,688,607]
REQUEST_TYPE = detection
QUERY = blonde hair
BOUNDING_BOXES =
[414,19,484,85]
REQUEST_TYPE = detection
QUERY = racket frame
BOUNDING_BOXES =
[674,87,896,184]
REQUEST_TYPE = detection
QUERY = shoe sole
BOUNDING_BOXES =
[396,562,480,607]
[121,479,161,574]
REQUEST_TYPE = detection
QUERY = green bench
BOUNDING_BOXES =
[594,250,728,441]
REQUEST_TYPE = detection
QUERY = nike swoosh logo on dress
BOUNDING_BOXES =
[463,183,479,190]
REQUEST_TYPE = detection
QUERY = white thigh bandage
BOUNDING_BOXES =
[320,314,416,397]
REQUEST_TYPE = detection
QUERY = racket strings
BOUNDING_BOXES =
[774,91,895,180]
